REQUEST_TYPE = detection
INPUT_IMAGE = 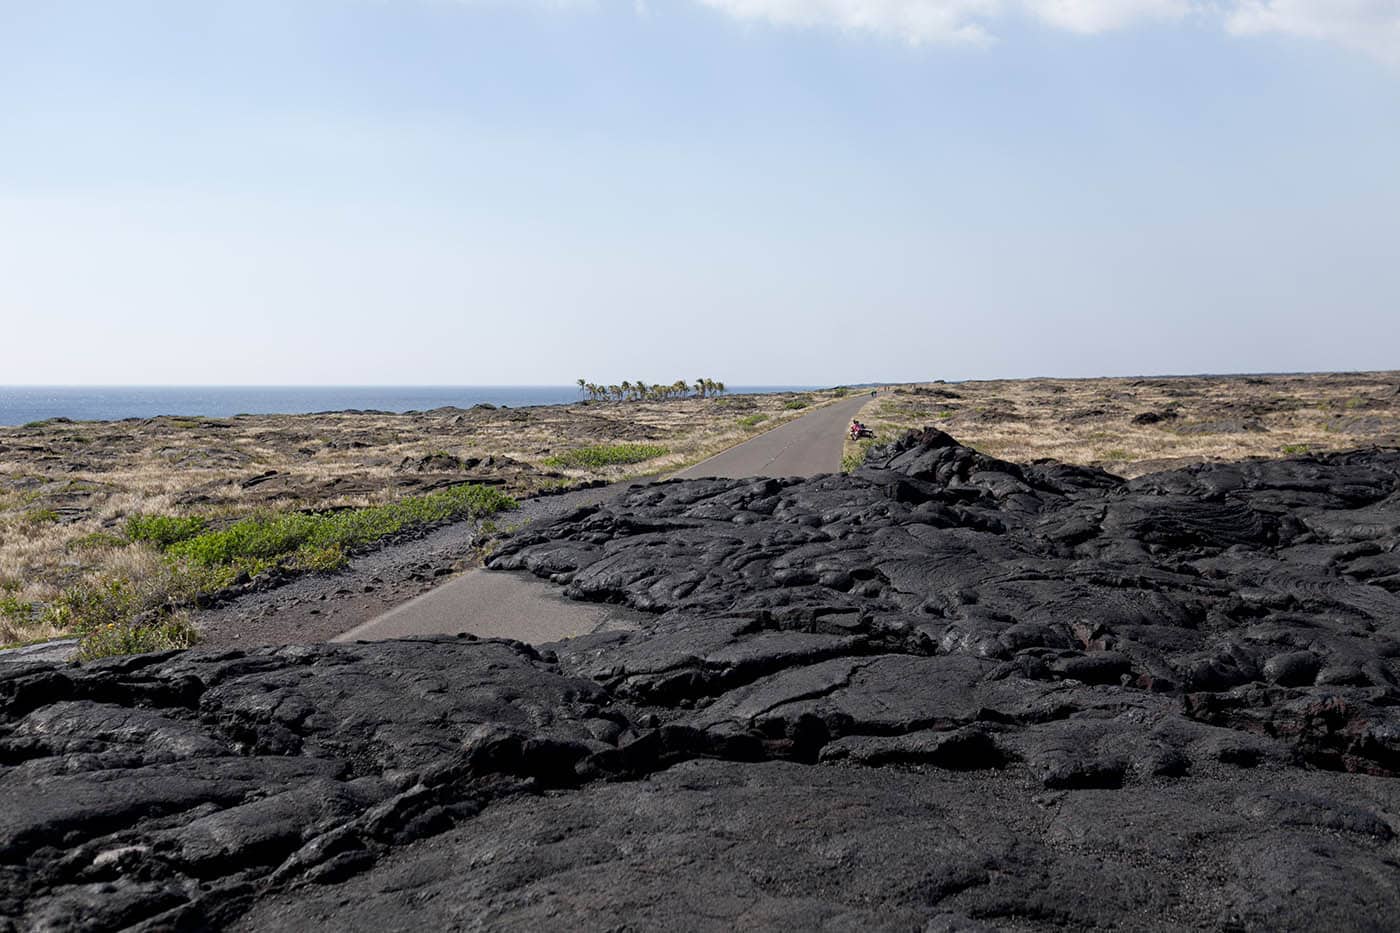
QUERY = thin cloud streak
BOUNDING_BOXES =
[1227,0,1400,63]
[600,0,1400,60]
[694,0,1000,44]
[1021,0,1197,34]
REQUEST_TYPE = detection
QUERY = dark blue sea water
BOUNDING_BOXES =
[0,386,821,426]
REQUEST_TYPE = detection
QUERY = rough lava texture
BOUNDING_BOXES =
[7,430,1400,931]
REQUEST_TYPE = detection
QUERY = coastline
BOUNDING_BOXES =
[0,384,826,427]
[4,372,1398,656]
[0,388,839,652]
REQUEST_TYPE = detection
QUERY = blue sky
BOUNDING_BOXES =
[2,0,1397,385]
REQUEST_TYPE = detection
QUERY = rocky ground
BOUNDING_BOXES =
[6,374,1396,651]
[5,429,1400,930]
[0,391,827,646]
[849,370,1400,477]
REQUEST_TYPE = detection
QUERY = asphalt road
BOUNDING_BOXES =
[672,394,873,479]
[333,394,877,646]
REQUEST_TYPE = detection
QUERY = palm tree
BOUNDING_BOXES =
[576,378,587,398]
[714,380,726,396]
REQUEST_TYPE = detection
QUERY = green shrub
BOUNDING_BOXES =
[44,578,147,632]
[170,512,315,567]
[37,484,516,658]
[783,400,809,411]
[544,444,667,469]
[0,596,34,624]
[831,387,849,398]
[289,544,349,573]
[43,563,232,637]
[1281,444,1310,455]
[23,509,60,526]
[167,483,515,570]
[842,437,882,473]
[127,514,207,547]
[737,414,769,429]
[77,616,198,661]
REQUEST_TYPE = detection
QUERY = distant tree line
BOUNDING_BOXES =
[575,378,726,402]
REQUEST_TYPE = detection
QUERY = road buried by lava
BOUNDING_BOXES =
[332,393,872,645]
[5,429,1400,930]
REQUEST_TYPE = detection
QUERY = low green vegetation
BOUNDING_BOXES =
[127,514,207,547]
[842,434,891,473]
[784,399,810,411]
[43,483,517,660]
[1281,444,1311,455]
[545,444,668,469]
[165,483,516,577]
[76,616,199,662]
[737,414,769,429]
[0,595,34,628]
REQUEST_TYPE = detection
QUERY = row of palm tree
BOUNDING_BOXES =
[575,378,727,402]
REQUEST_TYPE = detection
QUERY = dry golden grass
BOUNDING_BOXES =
[845,372,1400,476]
[0,390,836,643]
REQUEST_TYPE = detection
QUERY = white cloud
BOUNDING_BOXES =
[1226,0,1400,62]
[693,0,1002,44]
[463,0,1400,61]
[1021,0,1199,34]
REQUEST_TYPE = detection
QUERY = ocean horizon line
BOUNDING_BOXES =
[0,384,829,427]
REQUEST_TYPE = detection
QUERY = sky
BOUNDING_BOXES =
[1,0,1398,386]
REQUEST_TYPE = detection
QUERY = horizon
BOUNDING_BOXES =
[4,365,1399,390]
[4,1,1398,383]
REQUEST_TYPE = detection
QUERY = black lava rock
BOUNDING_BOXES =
[9,430,1400,930]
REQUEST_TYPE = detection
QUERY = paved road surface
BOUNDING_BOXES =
[672,394,873,479]
[333,393,877,646]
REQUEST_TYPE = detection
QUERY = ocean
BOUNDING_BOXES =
[0,386,822,426]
